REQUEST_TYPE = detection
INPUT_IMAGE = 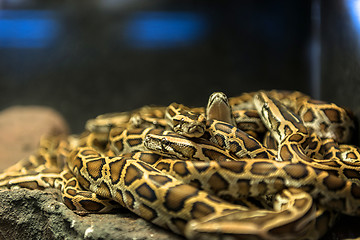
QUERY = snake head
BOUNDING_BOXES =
[144,134,168,153]
[172,114,206,138]
[206,92,236,126]
[167,102,206,138]
[253,92,282,141]
[144,132,195,159]
[254,92,308,143]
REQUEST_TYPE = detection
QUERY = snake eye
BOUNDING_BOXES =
[161,137,169,146]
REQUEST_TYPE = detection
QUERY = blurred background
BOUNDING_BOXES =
[0,0,359,136]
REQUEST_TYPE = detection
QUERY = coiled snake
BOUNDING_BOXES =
[1,90,359,240]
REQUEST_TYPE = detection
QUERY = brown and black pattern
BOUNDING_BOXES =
[207,119,276,160]
[85,111,131,134]
[129,105,168,129]
[133,152,360,215]
[165,102,206,138]
[65,148,251,235]
[185,188,315,240]
[254,92,308,144]
[233,109,266,134]
[298,100,355,143]
[109,127,164,155]
[2,89,360,240]
[144,131,238,161]
[254,92,360,187]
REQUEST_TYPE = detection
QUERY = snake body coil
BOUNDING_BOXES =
[0,90,358,240]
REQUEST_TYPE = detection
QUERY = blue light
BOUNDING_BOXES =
[124,12,208,49]
[347,0,360,33]
[0,10,59,48]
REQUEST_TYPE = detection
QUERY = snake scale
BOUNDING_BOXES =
[1,90,359,239]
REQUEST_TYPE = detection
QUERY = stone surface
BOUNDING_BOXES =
[0,105,69,172]
[0,188,183,240]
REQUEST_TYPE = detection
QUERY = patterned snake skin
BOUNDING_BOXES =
[0,90,359,240]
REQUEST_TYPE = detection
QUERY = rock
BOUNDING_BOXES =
[0,106,69,172]
[0,188,183,240]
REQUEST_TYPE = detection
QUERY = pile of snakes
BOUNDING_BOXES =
[1,90,360,240]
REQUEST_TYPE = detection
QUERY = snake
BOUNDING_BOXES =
[0,90,359,240]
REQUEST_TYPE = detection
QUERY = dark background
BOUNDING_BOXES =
[0,0,314,133]
[1,1,360,239]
